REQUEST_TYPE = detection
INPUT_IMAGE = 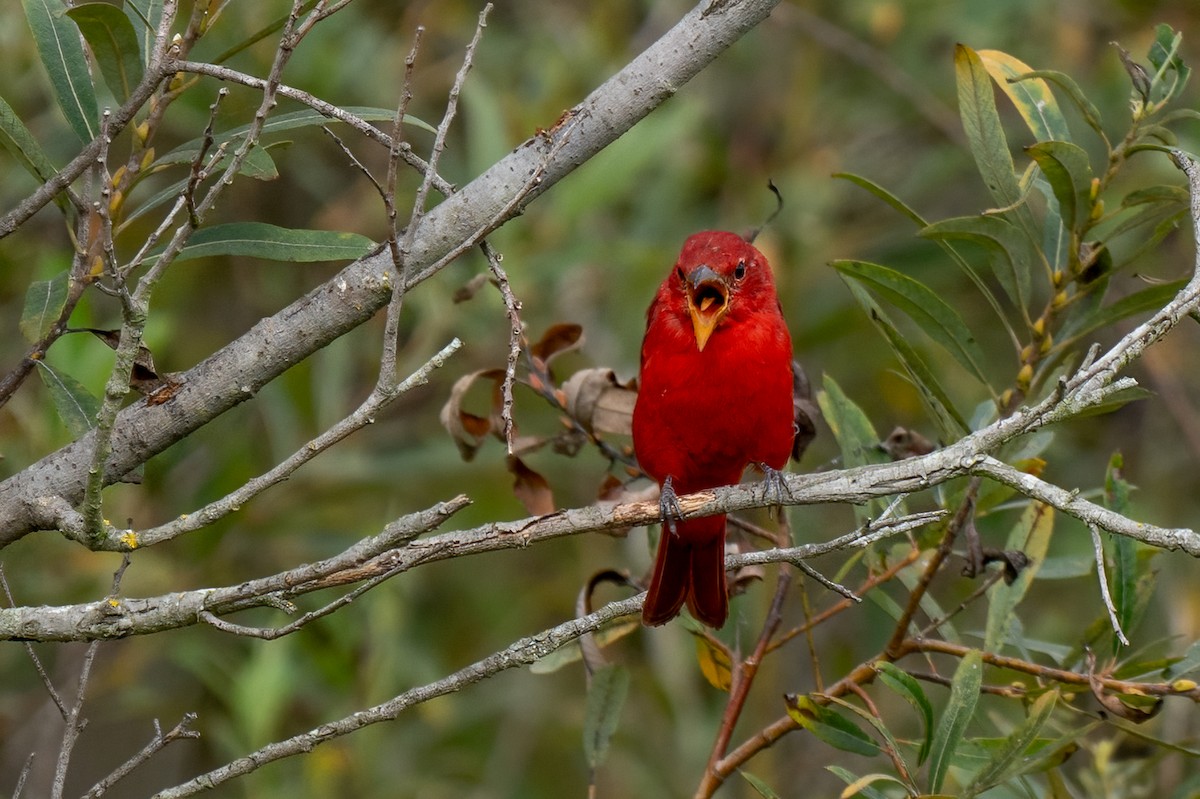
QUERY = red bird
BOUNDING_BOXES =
[633,230,796,628]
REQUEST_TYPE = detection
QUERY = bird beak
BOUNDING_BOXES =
[685,265,730,352]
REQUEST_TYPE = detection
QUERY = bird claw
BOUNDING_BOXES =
[659,476,683,536]
[760,463,792,507]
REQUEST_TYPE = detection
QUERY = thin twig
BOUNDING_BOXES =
[80,714,200,799]
[481,241,523,452]
[0,566,68,718]
[130,338,460,548]
[51,642,100,799]
[1090,523,1130,647]
[151,594,645,798]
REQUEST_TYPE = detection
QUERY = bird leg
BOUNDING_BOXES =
[658,475,684,536]
[758,463,792,521]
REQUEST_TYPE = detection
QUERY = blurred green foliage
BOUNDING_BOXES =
[2,1,1200,797]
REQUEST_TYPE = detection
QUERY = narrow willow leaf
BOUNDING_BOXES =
[20,271,70,343]
[1105,452,1137,654]
[834,172,928,227]
[582,664,629,769]
[1027,174,1069,280]
[962,690,1058,796]
[955,45,1028,223]
[984,502,1054,652]
[979,50,1071,143]
[837,172,1015,341]
[817,374,889,523]
[156,107,436,170]
[875,661,935,764]
[921,214,1035,311]
[695,635,732,691]
[36,361,100,438]
[833,260,991,388]
[66,2,144,102]
[124,0,163,63]
[1027,141,1095,231]
[1165,640,1200,679]
[0,94,61,185]
[1013,69,1106,137]
[1121,185,1189,207]
[844,281,971,442]
[739,771,781,799]
[145,222,375,266]
[1148,24,1190,103]
[928,649,984,793]
[785,694,881,758]
[23,0,99,143]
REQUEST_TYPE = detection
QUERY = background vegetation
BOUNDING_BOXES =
[2,1,1200,797]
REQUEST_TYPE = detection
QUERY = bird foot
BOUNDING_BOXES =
[759,463,792,507]
[659,476,683,536]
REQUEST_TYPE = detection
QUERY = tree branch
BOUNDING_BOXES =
[0,0,787,547]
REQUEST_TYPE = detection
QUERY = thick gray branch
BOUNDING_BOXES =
[0,0,785,547]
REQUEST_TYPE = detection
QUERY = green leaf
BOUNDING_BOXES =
[928,649,983,793]
[961,690,1058,796]
[954,45,1026,221]
[843,282,971,442]
[1059,280,1186,349]
[978,50,1071,142]
[739,771,781,799]
[66,2,144,103]
[837,172,1016,342]
[1026,141,1095,232]
[984,502,1054,652]
[921,214,1036,311]
[1105,452,1138,652]
[1165,640,1200,679]
[1012,69,1106,137]
[23,0,99,143]
[146,222,375,266]
[582,664,629,769]
[785,694,881,758]
[875,661,935,764]
[125,0,163,63]
[816,374,890,524]
[156,107,436,169]
[834,172,928,228]
[833,260,991,388]
[36,361,100,438]
[1147,24,1190,103]
[20,271,70,343]
[0,93,62,186]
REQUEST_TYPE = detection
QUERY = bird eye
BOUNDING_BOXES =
[733,260,747,280]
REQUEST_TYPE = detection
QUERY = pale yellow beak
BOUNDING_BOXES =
[685,265,730,352]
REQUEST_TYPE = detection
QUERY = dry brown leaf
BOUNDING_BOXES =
[530,323,583,364]
[440,368,506,461]
[507,455,556,516]
[561,367,636,436]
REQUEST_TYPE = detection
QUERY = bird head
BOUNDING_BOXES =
[670,231,777,352]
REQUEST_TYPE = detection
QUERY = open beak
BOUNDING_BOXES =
[685,265,730,352]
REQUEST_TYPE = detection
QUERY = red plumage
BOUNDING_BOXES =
[633,231,796,628]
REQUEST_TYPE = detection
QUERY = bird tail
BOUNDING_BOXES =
[642,515,729,628]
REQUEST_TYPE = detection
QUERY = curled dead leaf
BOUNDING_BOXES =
[561,367,636,436]
[507,455,556,516]
[530,322,584,365]
[440,368,506,460]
